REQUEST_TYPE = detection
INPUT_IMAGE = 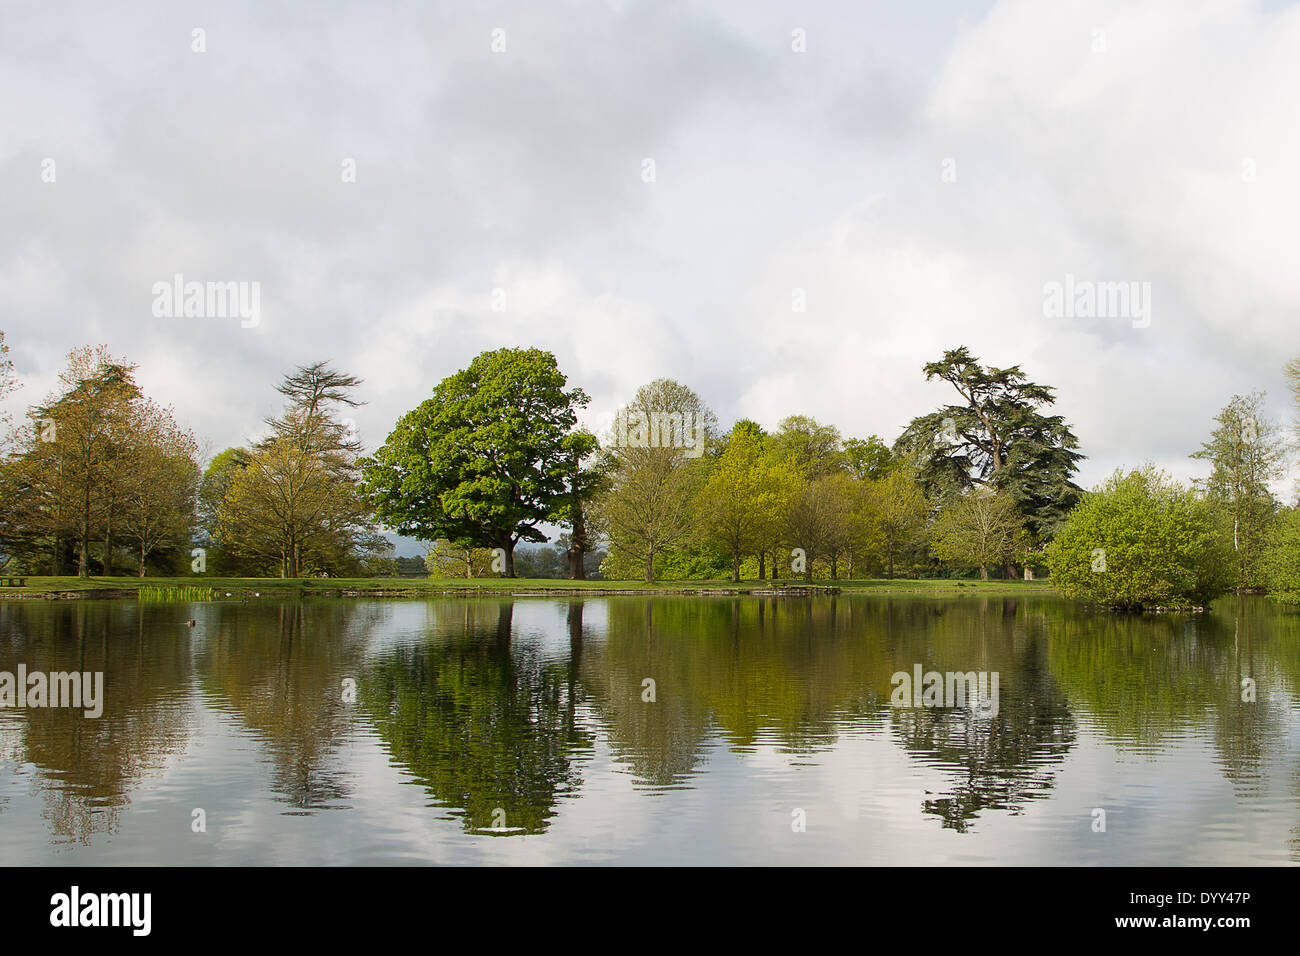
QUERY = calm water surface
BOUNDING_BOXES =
[1,594,1298,865]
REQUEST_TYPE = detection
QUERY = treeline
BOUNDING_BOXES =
[361,346,1083,584]
[2,329,1298,609]
[0,343,388,577]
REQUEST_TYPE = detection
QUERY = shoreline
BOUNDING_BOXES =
[0,577,1056,601]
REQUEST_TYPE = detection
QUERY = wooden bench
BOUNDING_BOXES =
[0,577,28,587]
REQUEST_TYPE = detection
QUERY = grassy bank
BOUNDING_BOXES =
[0,575,1055,600]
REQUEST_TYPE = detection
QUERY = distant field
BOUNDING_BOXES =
[0,575,1055,599]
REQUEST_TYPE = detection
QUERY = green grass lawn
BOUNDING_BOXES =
[0,575,1054,598]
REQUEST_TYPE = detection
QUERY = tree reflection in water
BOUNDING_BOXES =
[360,601,594,835]
[2,593,1299,858]
[0,600,195,843]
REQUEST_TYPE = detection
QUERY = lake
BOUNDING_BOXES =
[1,594,1297,865]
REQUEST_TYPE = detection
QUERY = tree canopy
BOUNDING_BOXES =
[896,346,1083,544]
[1191,392,1284,590]
[211,362,379,577]
[0,347,199,576]
[363,348,593,577]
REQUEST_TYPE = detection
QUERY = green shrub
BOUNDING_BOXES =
[1046,466,1231,610]
[1263,507,1300,604]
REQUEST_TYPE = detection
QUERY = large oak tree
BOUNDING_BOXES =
[363,348,593,577]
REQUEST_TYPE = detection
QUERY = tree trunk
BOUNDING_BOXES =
[758,552,766,579]
[1234,515,1242,591]
[568,499,588,580]
[887,546,895,580]
[79,487,90,578]
[79,526,89,577]
[139,543,147,577]
[645,550,655,582]
[830,555,838,580]
[732,552,740,583]
[503,543,516,578]
[980,564,989,581]
[103,510,114,576]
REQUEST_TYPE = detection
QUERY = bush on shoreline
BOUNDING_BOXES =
[1263,507,1300,604]
[1046,466,1231,611]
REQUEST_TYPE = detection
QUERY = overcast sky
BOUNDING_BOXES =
[4,0,1299,521]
